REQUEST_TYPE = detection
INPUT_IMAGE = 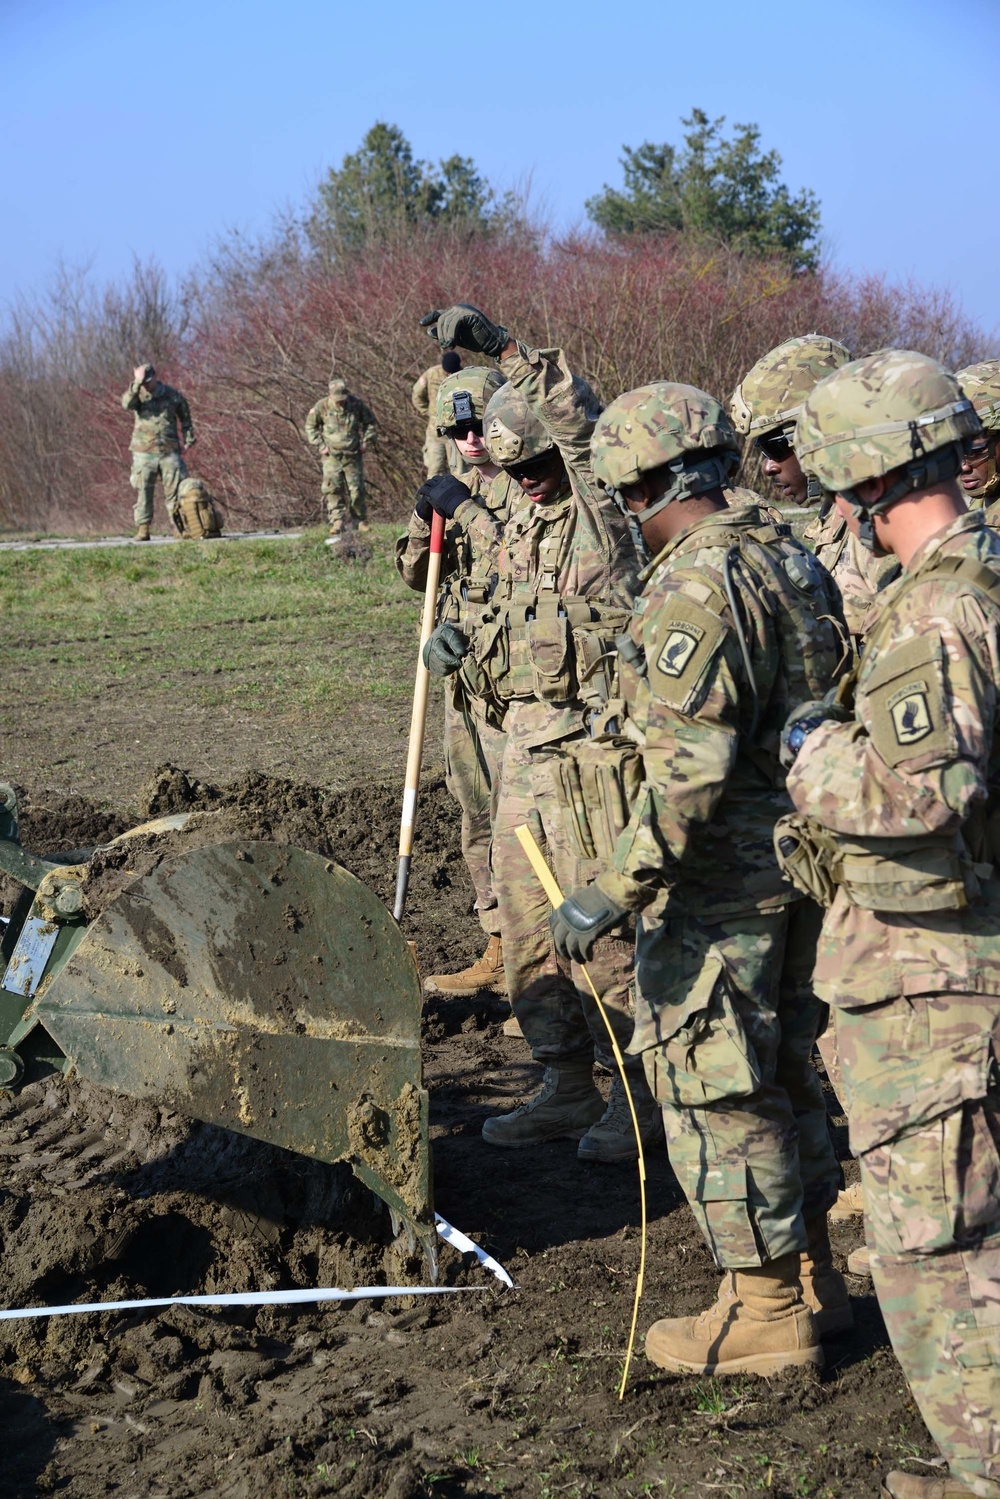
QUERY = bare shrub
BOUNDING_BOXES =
[0,227,990,532]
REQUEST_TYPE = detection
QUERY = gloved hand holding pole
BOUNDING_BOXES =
[394,508,447,922]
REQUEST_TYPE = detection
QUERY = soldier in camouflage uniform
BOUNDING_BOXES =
[396,367,520,997]
[305,378,377,543]
[780,350,999,1499]
[549,383,851,1374]
[418,302,660,1163]
[411,350,471,479]
[957,362,1000,526]
[731,336,900,639]
[121,363,195,540]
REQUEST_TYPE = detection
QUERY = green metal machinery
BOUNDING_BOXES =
[0,798,434,1260]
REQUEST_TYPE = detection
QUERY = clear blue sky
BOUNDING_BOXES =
[3,0,998,340]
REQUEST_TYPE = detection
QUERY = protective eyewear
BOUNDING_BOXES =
[503,450,558,482]
[446,419,483,440]
[963,437,992,463]
[755,430,796,463]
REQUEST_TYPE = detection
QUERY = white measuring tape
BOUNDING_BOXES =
[0,1213,513,1321]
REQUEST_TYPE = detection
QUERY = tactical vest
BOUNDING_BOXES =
[776,550,1000,912]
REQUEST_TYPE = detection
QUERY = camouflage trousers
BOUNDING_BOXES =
[633,900,840,1269]
[827,993,1000,1497]
[444,687,505,939]
[322,453,366,529]
[130,451,187,526]
[492,728,635,1066]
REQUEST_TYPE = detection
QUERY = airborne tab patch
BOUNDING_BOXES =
[656,624,704,678]
[888,681,932,746]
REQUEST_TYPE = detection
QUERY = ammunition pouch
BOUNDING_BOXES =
[471,595,629,708]
[540,734,643,862]
[774,813,991,913]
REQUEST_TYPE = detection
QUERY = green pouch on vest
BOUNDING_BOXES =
[540,734,644,863]
[527,615,574,702]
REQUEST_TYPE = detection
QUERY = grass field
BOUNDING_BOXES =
[0,527,431,805]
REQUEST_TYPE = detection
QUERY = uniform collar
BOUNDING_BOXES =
[640,503,768,580]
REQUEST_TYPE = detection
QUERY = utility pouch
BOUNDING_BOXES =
[774,814,839,907]
[527,614,574,702]
[572,611,631,713]
[541,734,643,862]
[646,951,762,1108]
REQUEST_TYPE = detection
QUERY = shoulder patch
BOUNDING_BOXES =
[647,593,728,714]
[863,634,956,769]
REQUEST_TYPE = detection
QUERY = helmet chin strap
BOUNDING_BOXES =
[622,452,735,529]
[843,435,965,555]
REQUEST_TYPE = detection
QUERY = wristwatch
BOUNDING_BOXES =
[785,715,829,759]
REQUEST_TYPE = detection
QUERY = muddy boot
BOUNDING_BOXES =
[799,1213,853,1337]
[577,1067,664,1164]
[134,523,151,541]
[829,1180,865,1220]
[357,521,371,534]
[482,1060,603,1148]
[881,1473,980,1498]
[502,1011,524,1039]
[644,1252,824,1376]
[847,1244,872,1277]
[423,936,506,997]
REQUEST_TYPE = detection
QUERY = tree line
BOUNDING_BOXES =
[0,112,985,532]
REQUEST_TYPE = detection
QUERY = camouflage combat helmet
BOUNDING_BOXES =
[796,349,981,552]
[956,360,1000,501]
[435,367,507,436]
[590,383,740,525]
[328,377,348,398]
[483,376,600,468]
[730,335,852,437]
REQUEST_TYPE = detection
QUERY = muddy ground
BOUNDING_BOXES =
[0,767,938,1499]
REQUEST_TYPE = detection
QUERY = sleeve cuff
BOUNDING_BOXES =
[595,868,652,913]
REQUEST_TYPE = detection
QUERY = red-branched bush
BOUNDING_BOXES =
[0,228,988,532]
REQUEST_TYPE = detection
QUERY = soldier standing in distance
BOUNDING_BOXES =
[121,362,195,540]
[957,361,1000,526]
[780,350,999,1499]
[305,377,377,545]
[395,366,520,1001]
[730,335,900,642]
[411,350,471,479]
[418,302,662,1163]
[548,384,851,1374]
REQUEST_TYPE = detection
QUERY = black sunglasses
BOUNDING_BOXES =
[503,450,558,481]
[755,430,795,463]
[446,419,484,440]
[963,437,992,461]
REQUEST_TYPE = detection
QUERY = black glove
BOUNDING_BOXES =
[417,473,471,520]
[414,492,433,523]
[549,882,628,963]
[422,622,469,678]
[779,694,853,769]
[419,304,509,358]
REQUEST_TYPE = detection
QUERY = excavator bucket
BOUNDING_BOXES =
[0,834,433,1255]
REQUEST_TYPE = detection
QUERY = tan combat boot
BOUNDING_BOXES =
[830,1180,865,1220]
[481,1060,604,1148]
[645,1252,824,1376]
[423,936,506,997]
[799,1213,853,1336]
[134,523,151,541]
[356,521,371,534]
[577,1067,664,1164]
[881,1473,980,1498]
[847,1244,872,1276]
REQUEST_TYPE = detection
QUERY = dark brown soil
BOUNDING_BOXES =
[0,773,936,1499]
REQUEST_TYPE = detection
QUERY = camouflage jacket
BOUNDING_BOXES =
[305,394,377,455]
[802,505,899,639]
[601,503,849,921]
[121,378,193,456]
[788,509,1000,1005]
[453,343,642,748]
[411,365,449,437]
